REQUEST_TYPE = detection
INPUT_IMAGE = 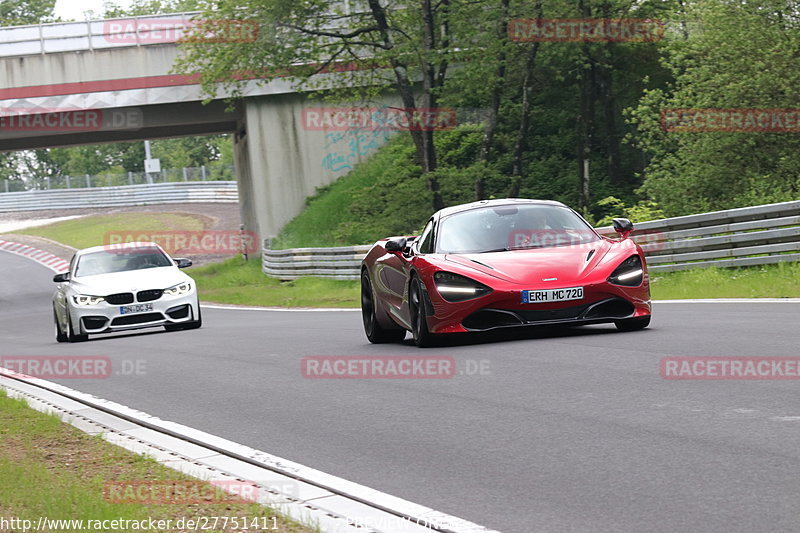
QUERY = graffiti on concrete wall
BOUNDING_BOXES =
[320,129,392,173]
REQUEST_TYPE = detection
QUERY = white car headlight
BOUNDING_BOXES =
[72,294,105,306]
[164,282,192,296]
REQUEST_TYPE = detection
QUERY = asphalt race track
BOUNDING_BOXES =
[3,250,800,533]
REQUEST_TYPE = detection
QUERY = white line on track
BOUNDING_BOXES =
[653,298,800,303]
[202,303,359,312]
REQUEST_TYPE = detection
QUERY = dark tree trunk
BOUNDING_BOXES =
[475,0,510,201]
[576,0,595,213]
[600,50,621,185]
[420,0,443,209]
[368,0,444,211]
[598,1,620,186]
[577,57,595,213]
[508,0,543,198]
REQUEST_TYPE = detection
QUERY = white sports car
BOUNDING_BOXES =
[53,242,201,342]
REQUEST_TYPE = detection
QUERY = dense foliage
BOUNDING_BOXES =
[177,0,800,221]
[3,0,799,224]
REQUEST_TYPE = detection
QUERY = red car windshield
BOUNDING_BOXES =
[437,204,600,254]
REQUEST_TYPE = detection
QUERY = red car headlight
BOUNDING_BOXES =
[608,255,644,286]
[434,271,493,302]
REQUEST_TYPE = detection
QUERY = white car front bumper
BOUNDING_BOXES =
[68,289,199,334]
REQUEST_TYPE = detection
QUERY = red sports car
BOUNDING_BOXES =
[360,198,651,347]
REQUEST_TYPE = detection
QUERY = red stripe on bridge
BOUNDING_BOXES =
[0,73,201,100]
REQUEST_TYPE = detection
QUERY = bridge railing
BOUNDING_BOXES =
[262,200,800,279]
[0,4,359,58]
[0,12,200,57]
[2,164,234,193]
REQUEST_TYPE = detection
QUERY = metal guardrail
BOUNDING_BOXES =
[0,181,238,212]
[262,200,800,279]
[262,243,372,280]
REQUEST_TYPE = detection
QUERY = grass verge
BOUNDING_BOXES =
[0,388,314,533]
[6,210,800,305]
[10,212,209,250]
[189,257,359,308]
[649,261,800,299]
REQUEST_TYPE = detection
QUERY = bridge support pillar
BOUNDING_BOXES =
[233,93,395,253]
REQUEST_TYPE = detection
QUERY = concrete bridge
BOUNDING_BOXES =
[0,13,393,241]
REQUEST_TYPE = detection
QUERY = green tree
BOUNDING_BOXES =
[175,0,467,210]
[628,0,800,215]
[101,0,201,18]
[151,136,225,168]
[0,0,56,25]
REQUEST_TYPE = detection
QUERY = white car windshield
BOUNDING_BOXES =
[74,248,173,276]
[437,204,600,254]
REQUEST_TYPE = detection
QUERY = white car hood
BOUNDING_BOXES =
[70,267,191,295]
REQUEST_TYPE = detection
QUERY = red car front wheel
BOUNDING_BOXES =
[410,278,437,348]
[361,271,406,344]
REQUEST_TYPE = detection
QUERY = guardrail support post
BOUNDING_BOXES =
[65,175,71,188]
[85,174,91,188]
[201,165,207,181]
[4,180,8,193]
[45,176,50,189]
[128,171,133,185]
[182,167,188,181]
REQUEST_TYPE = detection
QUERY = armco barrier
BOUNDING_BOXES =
[262,244,373,280]
[263,200,800,279]
[0,181,238,212]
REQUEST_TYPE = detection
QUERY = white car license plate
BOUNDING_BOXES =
[522,287,583,304]
[120,303,153,314]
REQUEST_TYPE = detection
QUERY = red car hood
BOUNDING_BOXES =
[444,240,613,284]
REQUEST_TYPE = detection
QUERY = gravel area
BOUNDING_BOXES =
[0,203,246,267]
